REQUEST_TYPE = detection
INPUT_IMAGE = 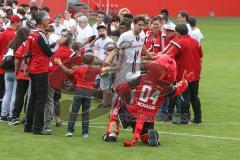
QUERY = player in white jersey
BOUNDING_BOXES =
[114,15,147,88]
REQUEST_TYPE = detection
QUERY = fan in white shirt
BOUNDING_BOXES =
[188,17,204,44]
[92,11,105,36]
[75,16,93,44]
[93,25,114,61]
[63,9,76,30]
[51,14,66,36]
[177,11,193,36]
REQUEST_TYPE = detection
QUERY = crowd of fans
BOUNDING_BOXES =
[0,0,204,138]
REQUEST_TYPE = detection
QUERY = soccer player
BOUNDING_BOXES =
[188,16,204,44]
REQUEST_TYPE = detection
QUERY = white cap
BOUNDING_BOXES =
[164,24,176,31]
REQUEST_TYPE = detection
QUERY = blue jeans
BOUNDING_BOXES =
[159,98,169,114]
[1,72,17,118]
[67,92,91,135]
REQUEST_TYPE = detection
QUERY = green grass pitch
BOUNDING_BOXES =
[0,17,240,160]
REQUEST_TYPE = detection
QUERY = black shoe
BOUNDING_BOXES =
[103,134,117,142]
[24,126,33,133]
[148,129,160,147]
[0,116,8,122]
[33,129,52,135]
[191,119,202,124]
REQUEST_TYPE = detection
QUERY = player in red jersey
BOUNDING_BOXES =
[103,54,194,147]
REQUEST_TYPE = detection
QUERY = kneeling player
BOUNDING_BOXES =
[103,54,194,147]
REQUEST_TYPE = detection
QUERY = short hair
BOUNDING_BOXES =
[175,24,188,35]
[17,7,26,15]
[123,13,133,20]
[19,3,29,8]
[97,11,105,16]
[54,13,62,19]
[48,25,55,32]
[13,0,18,5]
[34,11,49,25]
[112,16,121,22]
[41,6,50,13]
[72,42,82,51]
[78,15,88,23]
[151,16,163,23]
[188,16,196,27]
[119,21,127,26]
[133,15,146,24]
[83,50,94,65]
[178,10,189,22]
[160,8,169,16]
[62,32,73,46]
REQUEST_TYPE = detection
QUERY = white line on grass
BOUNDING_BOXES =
[87,125,240,142]
[71,121,240,126]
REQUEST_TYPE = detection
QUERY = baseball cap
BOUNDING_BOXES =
[11,14,22,23]
[164,24,176,31]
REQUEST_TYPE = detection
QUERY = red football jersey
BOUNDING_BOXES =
[118,75,170,122]
[72,66,102,90]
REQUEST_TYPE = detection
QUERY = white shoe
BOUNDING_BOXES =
[82,134,89,138]
[65,132,73,137]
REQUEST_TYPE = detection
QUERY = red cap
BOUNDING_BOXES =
[11,15,21,23]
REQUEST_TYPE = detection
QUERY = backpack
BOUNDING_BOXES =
[0,48,14,71]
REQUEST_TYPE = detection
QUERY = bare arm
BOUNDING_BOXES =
[54,57,73,74]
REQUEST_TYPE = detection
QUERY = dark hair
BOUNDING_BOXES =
[83,49,94,65]
[123,13,133,20]
[175,24,188,35]
[160,8,169,16]
[65,9,74,18]
[17,7,26,15]
[47,25,55,32]
[151,16,163,23]
[8,27,30,53]
[72,42,82,51]
[61,29,68,34]
[34,11,48,25]
[97,11,105,16]
[41,6,50,13]
[6,0,13,7]
[19,3,29,8]
[188,16,196,27]
[133,15,146,24]
[62,32,73,46]
[178,11,189,22]
[112,16,121,22]
[13,0,18,5]
[119,21,127,26]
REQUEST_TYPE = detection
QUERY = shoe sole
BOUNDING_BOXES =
[148,130,159,147]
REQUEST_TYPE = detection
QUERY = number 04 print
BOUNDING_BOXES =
[139,85,160,105]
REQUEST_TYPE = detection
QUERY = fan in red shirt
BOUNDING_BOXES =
[103,54,194,147]
[54,50,120,137]
[143,16,170,57]
[0,14,23,115]
[167,24,203,124]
